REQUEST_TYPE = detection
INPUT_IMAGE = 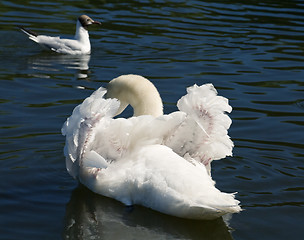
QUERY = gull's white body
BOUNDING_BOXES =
[62,74,241,220]
[20,15,100,55]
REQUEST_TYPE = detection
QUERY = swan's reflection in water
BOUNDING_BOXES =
[28,53,91,80]
[63,186,234,240]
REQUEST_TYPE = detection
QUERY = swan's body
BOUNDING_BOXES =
[62,74,241,220]
[19,15,101,55]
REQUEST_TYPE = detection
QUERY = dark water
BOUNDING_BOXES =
[1,1,303,239]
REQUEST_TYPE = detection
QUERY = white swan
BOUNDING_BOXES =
[62,74,241,220]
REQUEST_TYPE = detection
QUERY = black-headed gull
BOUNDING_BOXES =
[19,15,101,55]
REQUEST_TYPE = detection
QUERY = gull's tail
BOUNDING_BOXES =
[18,26,39,43]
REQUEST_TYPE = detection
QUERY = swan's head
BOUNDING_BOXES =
[105,74,163,117]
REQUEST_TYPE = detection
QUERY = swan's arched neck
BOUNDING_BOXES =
[105,74,163,117]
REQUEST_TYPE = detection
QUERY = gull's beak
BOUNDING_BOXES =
[92,20,102,25]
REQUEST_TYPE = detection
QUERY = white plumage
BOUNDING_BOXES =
[62,74,241,220]
[19,15,101,55]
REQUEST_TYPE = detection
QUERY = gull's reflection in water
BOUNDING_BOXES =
[63,186,234,240]
[28,53,91,80]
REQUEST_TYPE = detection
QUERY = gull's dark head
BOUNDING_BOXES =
[78,15,101,29]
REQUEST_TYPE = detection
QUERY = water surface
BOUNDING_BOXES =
[0,1,303,239]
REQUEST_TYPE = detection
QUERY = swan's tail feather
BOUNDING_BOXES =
[186,191,241,220]
[187,203,241,220]
[209,193,242,214]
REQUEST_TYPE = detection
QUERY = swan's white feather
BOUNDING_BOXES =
[166,84,234,172]
[79,144,240,220]
[62,75,241,219]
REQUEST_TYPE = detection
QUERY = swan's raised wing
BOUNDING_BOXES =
[61,87,120,179]
[164,84,233,172]
[62,83,233,179]
[62,87,186,180]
